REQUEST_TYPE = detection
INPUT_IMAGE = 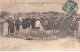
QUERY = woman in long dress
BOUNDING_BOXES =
[9,19,15,34]
[7,17,15,35]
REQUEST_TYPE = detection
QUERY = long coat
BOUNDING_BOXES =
[31,18,36,29]
[9,20,15,33]
[22,18,27,29]
[15,19,21,31]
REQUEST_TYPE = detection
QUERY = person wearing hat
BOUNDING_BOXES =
[7,17,15,35]
[15,17,21,34]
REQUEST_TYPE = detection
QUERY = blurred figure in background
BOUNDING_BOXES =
[0,17,5,36]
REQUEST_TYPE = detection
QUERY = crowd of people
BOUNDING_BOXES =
[6,16,41,35]
[0,11,80,37]
[41,15,79,36]
[4,15,79,37]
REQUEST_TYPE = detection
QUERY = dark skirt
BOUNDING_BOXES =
[27,24,30,28]
[10,26,14,33]
[22,24,27,29]
[9,23,15,33]
[36,27,40,30]
[32,25,35,29]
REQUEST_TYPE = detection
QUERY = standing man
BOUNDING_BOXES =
[7,17,12,35]
[31,17,36,29]
[73,17,79,37]
[26,17,31,28]
[15,17,21,34]
[7,17,15,35]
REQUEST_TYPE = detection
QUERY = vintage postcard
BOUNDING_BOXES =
[0,0,80,51]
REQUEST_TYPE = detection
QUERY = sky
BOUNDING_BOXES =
[0,0,80,13]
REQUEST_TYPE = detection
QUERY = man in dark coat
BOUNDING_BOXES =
[15,17,21,34]
[7,17,13,34]
[26,17,31,28]
[10,20,15,34]
[70,19,79,36]
[31,17,36,29]
[7,17,15,34]
[47,17,55,30]
[22,17,27,29]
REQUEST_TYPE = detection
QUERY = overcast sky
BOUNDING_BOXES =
[0,0,80,13]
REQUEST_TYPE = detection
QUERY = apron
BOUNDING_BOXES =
[35,20,40,28]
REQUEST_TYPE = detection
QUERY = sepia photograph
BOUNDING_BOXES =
[0,0,80,51]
